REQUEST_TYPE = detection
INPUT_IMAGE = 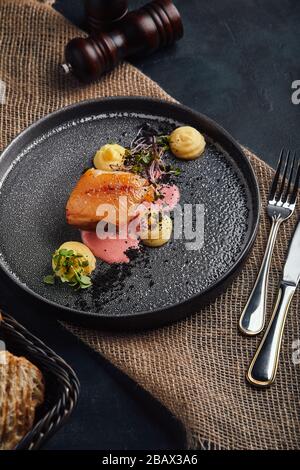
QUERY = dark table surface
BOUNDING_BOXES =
[1,0,299,450]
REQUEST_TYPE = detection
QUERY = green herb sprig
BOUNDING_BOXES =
[43,249,92,289]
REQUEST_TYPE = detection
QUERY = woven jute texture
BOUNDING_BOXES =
[1,0,299,450]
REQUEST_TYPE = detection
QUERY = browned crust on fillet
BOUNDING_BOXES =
[66,169,155,230]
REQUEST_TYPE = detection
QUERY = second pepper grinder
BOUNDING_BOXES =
[84,0,129,33]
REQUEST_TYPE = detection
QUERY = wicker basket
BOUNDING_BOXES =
[0,311,80,450]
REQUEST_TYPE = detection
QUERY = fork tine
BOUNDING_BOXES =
[289,155,300,205]
[269,148,284,201]
[278,149,290,201]
[282,151,296,203]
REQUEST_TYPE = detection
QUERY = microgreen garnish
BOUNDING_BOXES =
[168,165,181,176]
[123,125,179,186]
[43,248,93,290]
[43,274,55,285]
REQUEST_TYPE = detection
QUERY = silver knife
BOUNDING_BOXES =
[247,218,300,387]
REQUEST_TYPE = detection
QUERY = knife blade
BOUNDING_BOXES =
[282,217,300,286]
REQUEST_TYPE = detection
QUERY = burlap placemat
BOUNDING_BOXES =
[0,0,299,450]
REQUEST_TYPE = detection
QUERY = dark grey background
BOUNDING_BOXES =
[1,0,299,450]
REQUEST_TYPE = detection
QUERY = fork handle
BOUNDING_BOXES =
[246,281,296,387]
[239,217,282,335]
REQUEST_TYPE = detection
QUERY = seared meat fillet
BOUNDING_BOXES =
[66,169,154,230]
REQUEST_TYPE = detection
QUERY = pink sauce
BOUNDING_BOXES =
[156,184,180,211]
[81,184,180,264]
[81,230,139,264]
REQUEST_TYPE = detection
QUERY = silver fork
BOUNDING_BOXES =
[239,149,300,335]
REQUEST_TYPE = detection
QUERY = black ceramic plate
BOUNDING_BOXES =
[0,97,260,330]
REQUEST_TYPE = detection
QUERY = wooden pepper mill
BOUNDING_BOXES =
[61,0,184,82]
[84,0,128,33]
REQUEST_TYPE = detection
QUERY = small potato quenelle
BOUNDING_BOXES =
[53,241,96,275]
[140,210,173,247]
[93,144,126,171]
[46,241,96,289]
[170,126,206,160]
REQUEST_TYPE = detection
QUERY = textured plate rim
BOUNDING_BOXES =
[0,97,261,328]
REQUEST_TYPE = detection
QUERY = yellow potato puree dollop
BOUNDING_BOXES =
[52,241,96,279]
[140,211,173,247]
[94,144,126,171]
[170,126,206,160]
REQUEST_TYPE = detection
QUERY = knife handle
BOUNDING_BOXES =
[247,282,296,387]
[239,217,282,336]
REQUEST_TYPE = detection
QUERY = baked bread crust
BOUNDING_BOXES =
[0,350,44,450]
